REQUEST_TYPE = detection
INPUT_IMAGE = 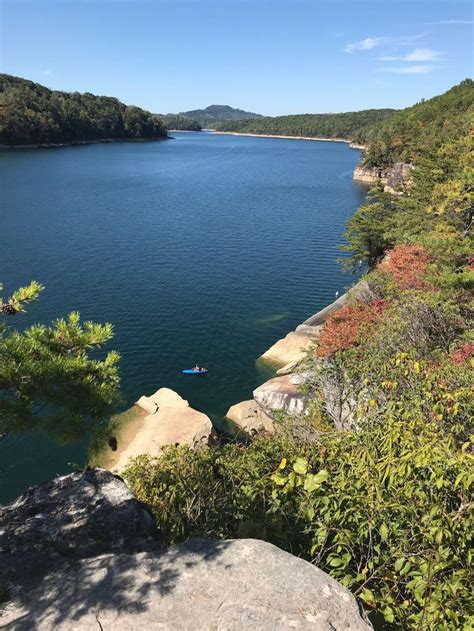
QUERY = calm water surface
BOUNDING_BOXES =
[0,132,366,502]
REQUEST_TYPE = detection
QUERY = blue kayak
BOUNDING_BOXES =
[182,368,208,374]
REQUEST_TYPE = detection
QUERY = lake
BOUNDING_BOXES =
[0,132,366,502]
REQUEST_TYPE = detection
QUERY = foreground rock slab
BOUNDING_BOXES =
[225,399,274,435]
[113,388,215,471]
[0,468,156,587]
[1,538,372,630]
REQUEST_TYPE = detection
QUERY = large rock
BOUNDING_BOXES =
[225,399,274,435]
[1,538,372,630]
[0,468,156,587]
[260,328,319,368]
[253,372,311,416]
[112,388,215,471]
[353,162,413,193]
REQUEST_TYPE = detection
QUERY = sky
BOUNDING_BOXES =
[0,0,472,116]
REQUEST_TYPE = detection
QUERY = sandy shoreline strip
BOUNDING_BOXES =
[212,131,365,148]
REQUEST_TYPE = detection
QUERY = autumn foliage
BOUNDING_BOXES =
[450,342,474,366]
[381,244,431,289]
[317,299,388,357]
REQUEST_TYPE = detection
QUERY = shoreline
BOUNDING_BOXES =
[0,136,169,150]
[212,131,366,149]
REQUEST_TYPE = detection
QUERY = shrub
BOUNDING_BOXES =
[451,342,474,366]
[316,299,388,357]
[380,244,432,289]
[124,389,473,630]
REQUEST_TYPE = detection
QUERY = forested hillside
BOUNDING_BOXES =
[215,108,396,144]
[363,78,474,167]
[158,114,202,131]
[124,80,474,630]
[179,104,263,127]
[0,74,168,146]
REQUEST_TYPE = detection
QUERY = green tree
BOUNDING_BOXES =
[341,186,398,268]
[0,281,120,443]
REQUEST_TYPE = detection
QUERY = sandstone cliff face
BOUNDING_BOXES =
[0,469,372,630]
[353,162,413,192]
[353,164,388,185]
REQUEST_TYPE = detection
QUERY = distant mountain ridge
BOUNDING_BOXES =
[178,104,263,127]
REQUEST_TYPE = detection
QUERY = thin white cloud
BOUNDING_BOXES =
[383,65,433,74]
[427,19,474,25]
[345,33,425,54]
[345,37,383,53]
[405,48,442,61]
[379,48,442,62]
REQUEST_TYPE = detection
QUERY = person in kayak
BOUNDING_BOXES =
[193,364,200,372]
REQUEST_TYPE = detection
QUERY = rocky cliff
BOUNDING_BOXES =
[0,469,372,630]
[225,281,370,433]
[353,162,413,192]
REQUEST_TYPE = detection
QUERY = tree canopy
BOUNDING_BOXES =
[0,281,120,443]
[362,78,474,168]
[215,108,397,143]
[0,74,168,146]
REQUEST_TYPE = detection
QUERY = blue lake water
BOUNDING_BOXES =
[0,132,366,502]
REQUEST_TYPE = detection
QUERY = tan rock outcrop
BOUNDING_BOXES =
[353,165,388,185]
[260,328,318,367]
[353,162,413,193]
[111,388,214,472]
[253,372,311,416]
[259,290,356,367]
[225,399,274,435]
[135,395,157,414]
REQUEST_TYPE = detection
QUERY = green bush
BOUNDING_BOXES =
[125,395,473,630]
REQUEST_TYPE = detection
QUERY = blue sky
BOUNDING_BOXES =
[1,0,472,115]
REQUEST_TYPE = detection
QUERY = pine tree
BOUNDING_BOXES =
[0,281,121,443]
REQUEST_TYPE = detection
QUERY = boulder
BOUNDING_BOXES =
[149,387,189,409]
[225,399,274,435]
[111,388,215,471]
[253,372,311,416]
[1,538,372,630]
[0,468,156,587]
